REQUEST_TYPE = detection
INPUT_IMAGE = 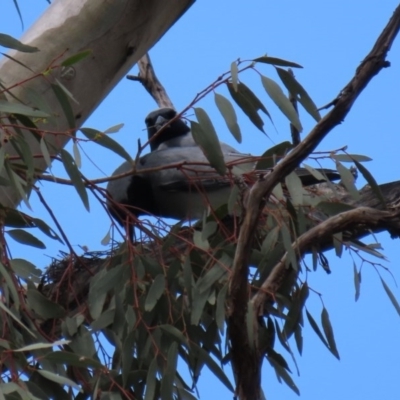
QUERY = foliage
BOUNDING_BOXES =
[0,22,399,400]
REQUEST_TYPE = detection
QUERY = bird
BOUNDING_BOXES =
[107,108,341,241]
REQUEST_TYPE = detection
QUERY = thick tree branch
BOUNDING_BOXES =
[252,206,400,313]
[228,5,400,399]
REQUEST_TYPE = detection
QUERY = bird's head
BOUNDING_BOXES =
[145,107,190,151]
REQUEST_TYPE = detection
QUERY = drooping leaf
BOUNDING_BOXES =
[276,67,320,121]
[284,284,309,338]
[80,127,133,162]
[353,159,386,208]
[145,274,166,311]
[306,309,329,349]
[261,75,302,132]
[27,289,65,319]
[256,141,292,170]
[268,355,300,395]
[0,100,48,118]
[191,110,226,175]
[38,370,81,390]
[254,56,303,68]
[353,262,361,302]
[72,141,81,168]
[60,149,89,211]
[230,61,239,91]
[15,340,69,352]
[195,345,234,392]
[321,307,340,359]
[161,342,179,400]
[227,82,268,133]
[216,284,228,333]
[336,161,360,200]
[381,278,400,317]
[43,351,102,369]
[7,229,45,249]
[214,93,242,143]
[333,232,343,257]
[0,33,38,53]
[0,262,20,308]
[61,50,92,67]
[285,171,305,206]
[51,83,75,129]
[144,358,158,400]
[9,258,41,281]
[40,138,52,169]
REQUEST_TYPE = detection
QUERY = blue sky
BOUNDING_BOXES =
[2,1,400,398]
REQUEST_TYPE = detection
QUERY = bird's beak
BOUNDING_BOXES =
[155,115,168,131]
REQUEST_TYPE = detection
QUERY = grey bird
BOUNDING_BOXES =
[107,108,341,240]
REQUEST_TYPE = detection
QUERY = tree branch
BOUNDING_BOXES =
[228,5,400,399]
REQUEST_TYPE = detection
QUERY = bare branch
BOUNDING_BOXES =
[127,53,175,108]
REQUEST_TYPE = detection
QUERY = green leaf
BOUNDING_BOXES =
[381,278,400,316]
[268,355,300,395]
[284,284,309,338]
[195,345,234,392]
[336,161,360,200]
[7,229,45,249]
[230,61,239,91]
[27,288,65,319]
[32,217,63,243]
[144,358,158,400]
[159,325,188,345]
[0,301,34,337]
[0,33,39,53]
[145,274,166,311]
[104,123,125,134]
[60,149,90,211]
[261,75,302,132]
[254,56,303,68]
[332,154,372,163]
[306,309,329,349]
[353,159,386,208]
[191,109,226,175]
[0,100,48,118]
[193,230,209,251]
[285,171,305,206]
[227,82,267,133]
[321,307,340,359]
[72,141,81,168]
[51,83,75,130]
[161,343,179,400]
[214,93,242,143]
[0,262,20,308]
[9,258,41,281]
[353,262,361,302]
[38,370,81,390]
[276,67,320,121]
[281,224,297,269]
[40,138,52,169]
[43,351,102,369]
[333,232,343,257]
[256,141,292,170]
[80,128,133,162]
[15,340,69,352]
[61,50,92,67]
[316,201,354,216]
[216,284,228,333]
[197,263,227,294]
